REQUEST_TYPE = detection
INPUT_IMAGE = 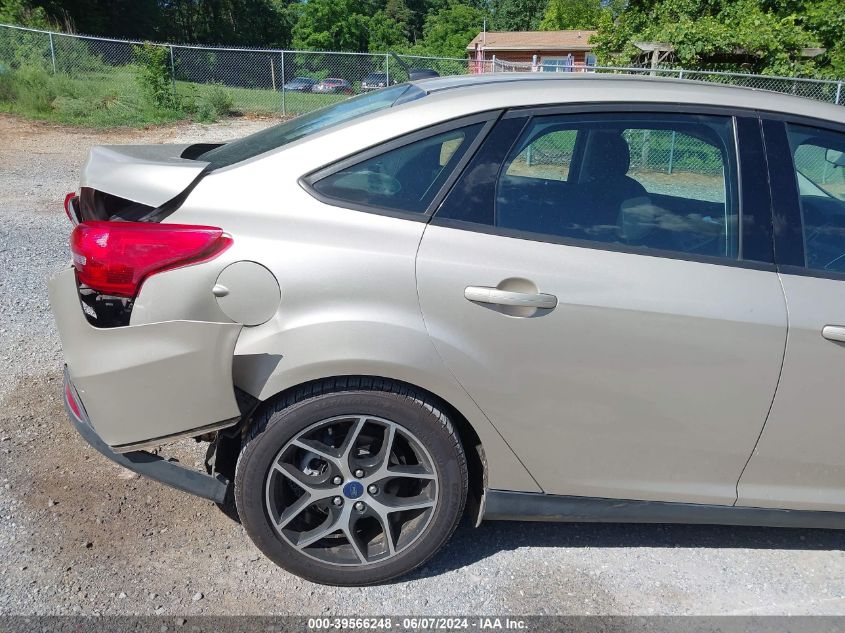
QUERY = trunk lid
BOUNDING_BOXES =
[81,144,211,209]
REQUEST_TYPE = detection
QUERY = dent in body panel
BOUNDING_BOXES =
[81,144,208,207]
[48,268,242,447]
[169,175,540,493]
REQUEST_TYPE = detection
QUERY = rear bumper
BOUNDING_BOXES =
[48,267,243,448]
[63,367,230,503]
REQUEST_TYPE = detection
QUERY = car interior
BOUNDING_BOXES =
[496,121,738,258]
[790,127,845,272]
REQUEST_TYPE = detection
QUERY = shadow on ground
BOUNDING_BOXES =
[408,517,845,581]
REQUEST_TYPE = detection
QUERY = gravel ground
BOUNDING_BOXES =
[1,113,845,617]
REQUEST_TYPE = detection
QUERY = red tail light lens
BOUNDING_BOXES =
[64,192,79,225]
[64,380,83,419]
[70,221,232,298]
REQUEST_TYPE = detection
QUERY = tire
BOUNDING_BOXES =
[234,377,468,586]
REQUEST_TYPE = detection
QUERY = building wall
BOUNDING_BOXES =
[469,49,593,67]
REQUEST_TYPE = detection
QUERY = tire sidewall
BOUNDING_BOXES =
[235,390,466,585]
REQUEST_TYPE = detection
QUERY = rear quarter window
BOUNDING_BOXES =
[310,123,484,214]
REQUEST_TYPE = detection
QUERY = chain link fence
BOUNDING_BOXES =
[1,22,843,123]
[491,58,844,106]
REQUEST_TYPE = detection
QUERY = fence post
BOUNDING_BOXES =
[48,32,56,74]
[280,50,286,116]
[678,69,684,80]
[385,53,390,85]
[492,54,496,73]
[668,130,676,175]
[169,45,176,93]
[837,81,842,106]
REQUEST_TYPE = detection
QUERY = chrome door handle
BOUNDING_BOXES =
[822,325,845,342]
[464,286,558,309]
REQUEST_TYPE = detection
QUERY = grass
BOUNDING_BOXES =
[0,64,349,127]
[1,67,184,127]
[186,80,347,115]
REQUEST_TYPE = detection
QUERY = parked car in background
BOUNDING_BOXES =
[53,75,845,587]
[361,72,392,91]
[314,78,354,94]
[282,77,317,93]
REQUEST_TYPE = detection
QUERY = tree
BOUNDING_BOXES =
[291,0,371,52]
[369,13,409,52]
[590,0,820,76]
[411,3,488,58]
[369,0,414,51]
[491,0,547,31]
[765,0,845,78]
[539,0,601,30]
[0,0,53,28]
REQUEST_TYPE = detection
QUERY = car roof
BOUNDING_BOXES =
[407,73,845,123]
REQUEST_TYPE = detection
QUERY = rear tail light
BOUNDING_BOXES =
[64,380,83,419]
[64,192,79,225]
[70,221,232,298]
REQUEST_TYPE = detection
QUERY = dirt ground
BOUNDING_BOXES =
[1,114,845,617]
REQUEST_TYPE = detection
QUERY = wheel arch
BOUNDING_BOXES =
[225,371,541,515]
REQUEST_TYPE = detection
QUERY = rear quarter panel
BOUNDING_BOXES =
[160,134,540,493]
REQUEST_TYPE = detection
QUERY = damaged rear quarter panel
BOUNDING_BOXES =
[48,268,242,448]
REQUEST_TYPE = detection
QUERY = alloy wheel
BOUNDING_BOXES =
[264,415,439,566]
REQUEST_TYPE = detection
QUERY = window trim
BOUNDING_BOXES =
[762,115,845,281]
[431,215,778,271]
[432,104,773,271]
[300,110,502,222]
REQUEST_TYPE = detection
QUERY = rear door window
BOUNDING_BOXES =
[438,112,739,259]
[786,123,845,273]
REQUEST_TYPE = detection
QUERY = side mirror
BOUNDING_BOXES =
[825,148,845,167]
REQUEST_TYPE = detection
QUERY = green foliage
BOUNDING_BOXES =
[11,64,56,111]
[205,81,235,116]
[0,25,51,70]
[291,0,371,52]
[369,0,416,52]
[0,0,52,28]
[132,42,177,110]
[539,0,601,30]
[490,0,546,31]
[408,3,488,57]
[590,0,835,76]
[0,0,841,83]
[3,0,845,132]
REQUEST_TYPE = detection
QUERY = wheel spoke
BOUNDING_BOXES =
[371,509,396,557]
[371,423,396,472]
[343,515,368,563]
[340,416,367,460]
[295,512,340,549]
[374,495,436,514]
[384,464,436,480]
[272,462,323,495]
[291,438,342,462]
[275,492,313,529]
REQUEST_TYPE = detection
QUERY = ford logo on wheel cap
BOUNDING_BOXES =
[343,481,364,499]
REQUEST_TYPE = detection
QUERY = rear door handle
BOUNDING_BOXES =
[464,286,558,309]
[822,325,845,342]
